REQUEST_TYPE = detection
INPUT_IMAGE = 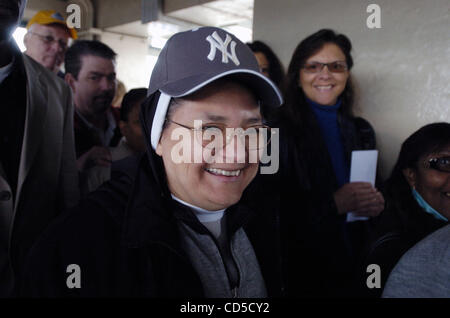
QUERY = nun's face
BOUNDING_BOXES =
[156,82,262,211]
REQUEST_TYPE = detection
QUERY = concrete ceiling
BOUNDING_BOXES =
[105,0,254,42]
[23,0,254,48]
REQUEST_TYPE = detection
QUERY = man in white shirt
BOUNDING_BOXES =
[64,40,121,172]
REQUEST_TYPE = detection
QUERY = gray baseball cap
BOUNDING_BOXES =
[148,26,283,150]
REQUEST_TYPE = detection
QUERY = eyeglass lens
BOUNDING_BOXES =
[303,61,347,73]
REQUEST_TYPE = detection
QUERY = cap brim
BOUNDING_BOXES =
[159,69,283,107]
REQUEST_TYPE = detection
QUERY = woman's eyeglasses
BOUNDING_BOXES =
[165,119,273,151]
[301,61,348,73]
[426,156,450,173]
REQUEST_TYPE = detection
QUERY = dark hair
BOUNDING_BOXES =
[384,122,450,229]
[120,88,147,122]
[65,40,117,79]
[282,29,354,127]
[247,40,285,88]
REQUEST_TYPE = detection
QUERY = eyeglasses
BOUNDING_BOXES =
[29,31,68,50]
[165,119,272,150]
[426,156,450,173]
[301,61,348,73]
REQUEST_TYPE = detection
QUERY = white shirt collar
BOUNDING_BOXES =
[171,194,225,223]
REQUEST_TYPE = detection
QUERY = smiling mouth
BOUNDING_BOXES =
[314,85,335,91]
[205,167,242,177]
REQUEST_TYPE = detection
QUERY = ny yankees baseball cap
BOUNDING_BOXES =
[148,26,283,150]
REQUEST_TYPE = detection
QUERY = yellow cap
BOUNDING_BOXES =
[26,10,78,39]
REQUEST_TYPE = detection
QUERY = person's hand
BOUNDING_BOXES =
[333,182,385,217]
[77,146,112,171]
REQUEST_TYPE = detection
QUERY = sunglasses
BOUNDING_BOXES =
[301,61,348,73]
[427,156,450,173]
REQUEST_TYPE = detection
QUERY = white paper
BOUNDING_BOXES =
[346,150,379,222]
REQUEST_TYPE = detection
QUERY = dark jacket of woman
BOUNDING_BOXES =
[265,106,377,297]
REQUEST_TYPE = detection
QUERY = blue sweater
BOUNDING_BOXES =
[308,98,349,187]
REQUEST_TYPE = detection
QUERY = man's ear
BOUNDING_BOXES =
[23,32,30,49]
[402,168,417,188]
[65,73,76,92]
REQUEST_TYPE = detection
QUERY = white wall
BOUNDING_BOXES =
[253,0,450,179]
[100,32,157,91]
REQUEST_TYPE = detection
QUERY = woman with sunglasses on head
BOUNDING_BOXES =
[266,29,384,297]
[359,122,450,297]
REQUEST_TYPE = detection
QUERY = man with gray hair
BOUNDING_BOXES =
[24,10,77,76]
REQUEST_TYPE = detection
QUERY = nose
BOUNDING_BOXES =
[318,65,333,78]
[48,40,61,53]
[99,76,115,91]
[221,131,247,164]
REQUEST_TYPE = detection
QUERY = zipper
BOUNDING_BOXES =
[232,286,238,298]
[229,238,240,298]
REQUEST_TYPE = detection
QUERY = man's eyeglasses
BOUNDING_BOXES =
[165,119,273,150]
[29,31,68,50]
[301,61,348,73]
[426,156,450,173]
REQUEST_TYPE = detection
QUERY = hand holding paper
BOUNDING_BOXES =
[346,150,380,222]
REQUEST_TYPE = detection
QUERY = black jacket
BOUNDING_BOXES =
[21,92,284,297]
[263,109,378,297]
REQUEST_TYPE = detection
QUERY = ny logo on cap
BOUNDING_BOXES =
[206,31,240,66]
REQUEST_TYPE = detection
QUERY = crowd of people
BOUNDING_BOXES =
[0,0,448,298]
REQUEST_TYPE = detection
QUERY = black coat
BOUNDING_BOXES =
[262,109,378,298]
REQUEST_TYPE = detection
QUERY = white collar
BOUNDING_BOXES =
[171,194,225,223]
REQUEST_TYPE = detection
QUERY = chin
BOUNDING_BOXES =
[207,192,242,210]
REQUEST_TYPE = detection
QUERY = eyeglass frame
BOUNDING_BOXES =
[28,31,69,50]
[301,61,348,73]
[164,118,272,150]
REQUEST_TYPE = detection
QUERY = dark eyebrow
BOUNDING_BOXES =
[202,113,262,125]
[88,71,116,77]
[245,117,263,125]
[204,114,227,122]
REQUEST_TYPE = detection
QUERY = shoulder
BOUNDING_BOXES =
[383,225,450,297]
[353,116,374,132]
[23,54,71,97]
[350,116,376,149]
